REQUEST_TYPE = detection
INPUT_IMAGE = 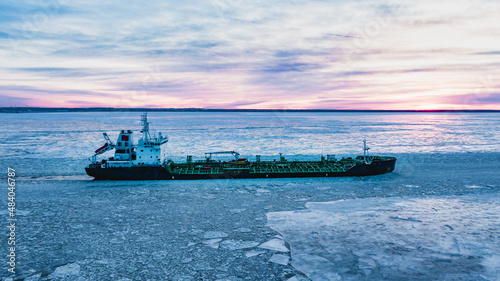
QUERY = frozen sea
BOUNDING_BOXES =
[0,111,499,281]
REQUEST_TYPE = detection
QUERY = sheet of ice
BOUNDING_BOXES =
[47,263,81,279]
[286,275,312,281]
[219,240,260,250]
[268,254,290,265]
[465,185,485,189]
[245,250,266,258]
[291,254,341,281]
[24,273,42,281]
[214,277,243,281]
[203,239,222,249]
[267,195,500,280]
[229,208,246,213]
[4,112,500,280]
[203,231,228,239]
[3,112,500,160]
[258,238,289,252]
[482,255,500,278]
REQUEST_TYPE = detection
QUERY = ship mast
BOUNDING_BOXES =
[363,139,371,164]
[141,113,151,141]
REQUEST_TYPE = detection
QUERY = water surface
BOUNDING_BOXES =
[1,112,499,280]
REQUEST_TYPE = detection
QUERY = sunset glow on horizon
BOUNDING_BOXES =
[1,0,499,110]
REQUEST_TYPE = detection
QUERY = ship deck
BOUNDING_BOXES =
[167,156,393,175]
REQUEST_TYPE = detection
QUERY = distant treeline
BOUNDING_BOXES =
[1,107,499,113]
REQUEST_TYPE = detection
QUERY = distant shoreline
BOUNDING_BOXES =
[1,107,499,113]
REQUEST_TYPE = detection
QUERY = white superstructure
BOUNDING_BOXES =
[91,113,168,167]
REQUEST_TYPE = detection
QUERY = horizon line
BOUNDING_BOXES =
[1,107,499,113]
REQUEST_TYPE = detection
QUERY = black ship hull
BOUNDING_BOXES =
[85,158,396,180]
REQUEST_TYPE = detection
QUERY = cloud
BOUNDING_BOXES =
[446,93,500,105]
[1,0,500,109]
[206,100,266,109]
[474,51,500,55]
[0,95,30,106]
[0,85,111,96]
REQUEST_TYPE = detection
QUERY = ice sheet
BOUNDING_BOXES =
[267,195,500,280]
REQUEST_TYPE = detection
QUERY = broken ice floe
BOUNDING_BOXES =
[286,275,311,281]
[294,198,310,201]
[203,231,228,239]
[220,240,260,250]
[203,239,222,249]
[268,254,290,265]
[47,263,81,279]
[267,195,500,280]
[465,185,485,189]
[258,238,289,252]
[245,250,265,258]
[291,254,341,281]
[229,208,246,213]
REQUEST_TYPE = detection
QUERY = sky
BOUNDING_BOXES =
[0,0,499,110]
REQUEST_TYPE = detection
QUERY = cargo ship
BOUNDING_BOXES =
[85,113,396,180]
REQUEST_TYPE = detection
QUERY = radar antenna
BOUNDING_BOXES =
[141,113,151,141]
[363,140,372,164]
